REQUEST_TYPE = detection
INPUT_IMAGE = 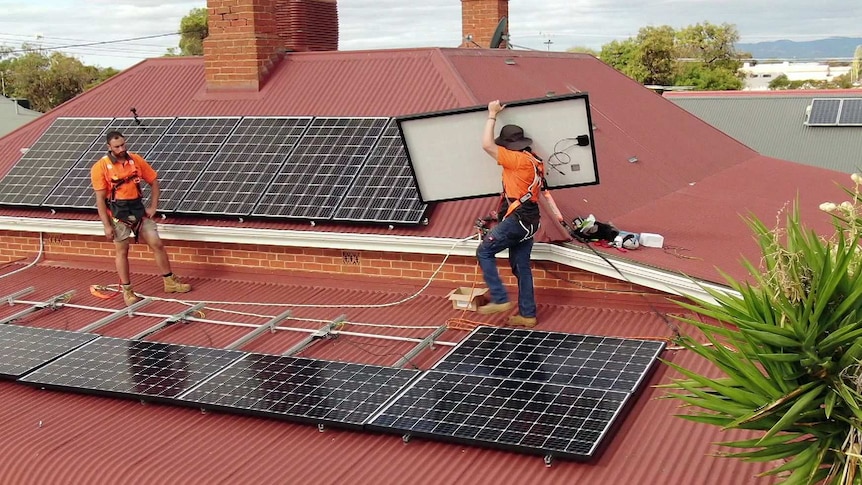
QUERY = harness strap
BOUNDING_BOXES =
[503,152,545,218]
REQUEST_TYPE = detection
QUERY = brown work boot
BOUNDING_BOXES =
[122,284,141,306]
[164,274,191,293]
[478,301,514,315]
[508,314,538,328]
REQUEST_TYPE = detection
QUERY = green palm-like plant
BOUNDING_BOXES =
[662,191,862,484]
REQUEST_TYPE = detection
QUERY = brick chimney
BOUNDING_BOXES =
[204,0,283,91]
[276,0,339,52]
[461,0,508,48]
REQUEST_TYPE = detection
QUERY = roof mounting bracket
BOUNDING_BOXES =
[0,290,75,325]
[77,297,153,333]
[130,302,206,340]
[282,315,347,357]
[226,309,292,350]
[395,324,448,368]
[1,287,35,306]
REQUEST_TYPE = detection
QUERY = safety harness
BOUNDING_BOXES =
[501,150,545,219]
[105,158,146,242]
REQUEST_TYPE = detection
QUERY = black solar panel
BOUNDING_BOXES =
[0,118,111,206]
[19,337,243,401]
[145,117,241,212]
[332,119,427,224]
[0,325,97,379]
[180,353,419,429]
[838,99,862,125]
[433,327,665,393]
[807,99,841,125]
[368,370,630,460]
[252,117,389,219]
[43,117,176,209]
[179,117,312,215]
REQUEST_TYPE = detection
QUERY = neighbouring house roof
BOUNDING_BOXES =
[0,95,41,137]
[0,261,780,484]
[665,89,862,174]
[0,49,849,290]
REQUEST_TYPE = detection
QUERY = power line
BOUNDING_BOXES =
[2,31,188,55]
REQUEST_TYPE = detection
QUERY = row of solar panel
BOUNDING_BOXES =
[0,116,427,224]
[806,98,862,126]
[1,324,664,460]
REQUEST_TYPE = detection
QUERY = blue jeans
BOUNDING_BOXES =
[476,216,538,318]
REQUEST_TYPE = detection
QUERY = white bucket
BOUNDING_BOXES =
[639,232,664,248]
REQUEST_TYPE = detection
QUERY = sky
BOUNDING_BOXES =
[0,0,860,70]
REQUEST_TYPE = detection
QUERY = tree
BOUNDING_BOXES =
[637,25,676,86]
[663,178,862,483]
[566,46,599,57]
[167,7,208,56]
[599,38,649,83]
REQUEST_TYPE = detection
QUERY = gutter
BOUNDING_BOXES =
[0,216,734,303]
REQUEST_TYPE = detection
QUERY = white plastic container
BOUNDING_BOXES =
[639,232,664,248]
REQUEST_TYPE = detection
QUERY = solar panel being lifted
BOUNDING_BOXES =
[180,353,420,429]
[0,117,111,206]
[252,117,389,219]
[332,119,427,224]
[43,117,176,209]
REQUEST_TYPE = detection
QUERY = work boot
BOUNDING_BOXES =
[508,314,538,328]
[122,284,141,306]
[477,301,514,315]
[164,274,191,293]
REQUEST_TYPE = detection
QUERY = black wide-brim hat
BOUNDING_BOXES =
[495,124,533,151]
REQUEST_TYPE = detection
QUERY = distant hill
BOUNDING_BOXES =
[737,37,862,60]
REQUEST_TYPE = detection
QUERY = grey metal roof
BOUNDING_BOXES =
[0,96,41,137]
[666,91,862,174]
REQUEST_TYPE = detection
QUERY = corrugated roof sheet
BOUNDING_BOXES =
[0,261,779,484]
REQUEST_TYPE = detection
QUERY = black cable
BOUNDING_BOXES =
[329,334,422,370]
[2,29,205,55]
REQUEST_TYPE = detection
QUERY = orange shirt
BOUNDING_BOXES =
[496,146,542,203]
[90,153,157,200]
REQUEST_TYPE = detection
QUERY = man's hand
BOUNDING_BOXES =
[488,100,505,117]
[145,206,157,218]
[103,223,115,241]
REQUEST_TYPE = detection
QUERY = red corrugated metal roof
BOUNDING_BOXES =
[0,262,779,484]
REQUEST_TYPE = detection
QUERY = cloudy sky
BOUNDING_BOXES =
[0,0,859,70]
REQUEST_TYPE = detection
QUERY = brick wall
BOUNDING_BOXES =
[461,0,508,48]
[0,230,656,294]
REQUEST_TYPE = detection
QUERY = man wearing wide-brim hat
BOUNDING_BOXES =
[476,100,543,327]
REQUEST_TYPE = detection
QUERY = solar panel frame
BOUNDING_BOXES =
[0,325,98,379]
[252,117,389,220]
[807,98,841,125]
[144,117,242,213]
[42,117,176,209]
[18,337,244,402]
[368,370,631,460]
[178,116,313,216]
[332,119,428,224]
[179,353,420,430]
[0,117,112,207]
[432,326,665,393]
[837,98,862,126]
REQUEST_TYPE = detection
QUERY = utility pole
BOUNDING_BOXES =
[544,39,553,51]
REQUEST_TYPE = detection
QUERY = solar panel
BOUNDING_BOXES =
[332,119,427,224]
[838,99,862,125]
[19,337,243,401]
[807,99,841,125]
[144,117,241,212]
[0,325,97,379]
[433,327,665,392]
[180,353,419,429]
[179,117,312,215]
[252,117,389,219]
[368,370,630,460]
[43,117,176,209]
[0,118,111,206]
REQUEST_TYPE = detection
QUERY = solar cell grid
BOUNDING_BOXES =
[144,117,241,212]
[19,337,243,400]
[0,325,98,379]
[180,117,312,215]
[807,99,841,125]
[43,117,176,209]
[432,326,665,392]
[0,118,111,206]
[368,370,629,460]
[253,117,388,219]
[838,99,862,125]
[333,119,427,224]
[180,353,419,429]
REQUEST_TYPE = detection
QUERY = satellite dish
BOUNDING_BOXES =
[489,17,508,49]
